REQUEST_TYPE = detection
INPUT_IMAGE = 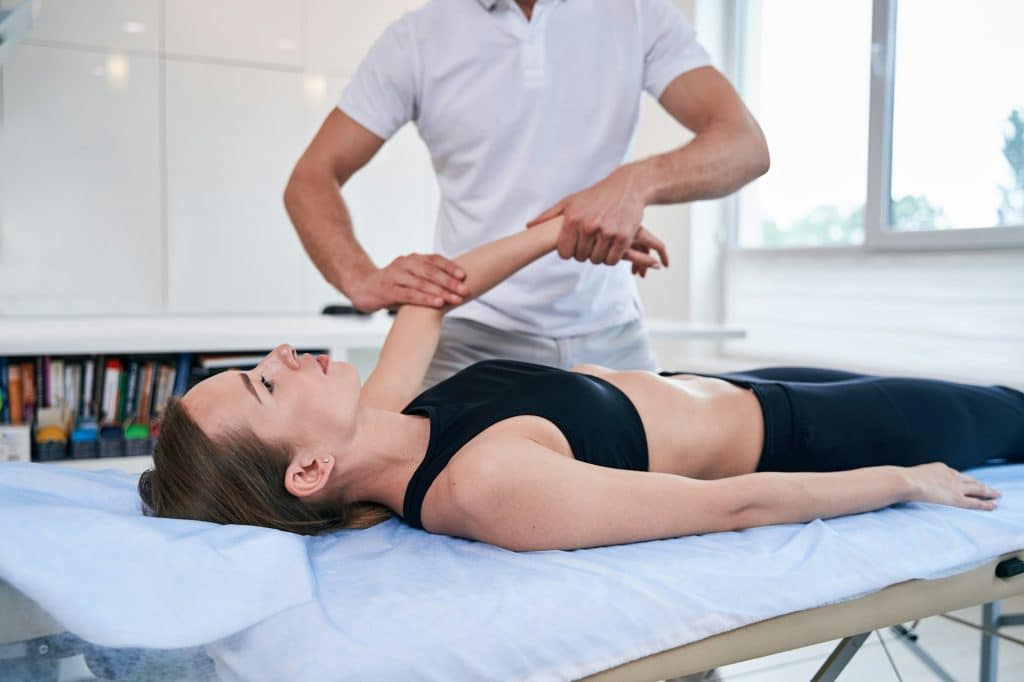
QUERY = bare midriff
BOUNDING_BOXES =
[571,366,766,479]
[458,366,766,481]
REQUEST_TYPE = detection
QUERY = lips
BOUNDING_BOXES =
[316,354,329,375]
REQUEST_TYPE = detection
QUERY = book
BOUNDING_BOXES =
[153,363,175,420]
[20,361,35,424]
[122,360,140,422]
[138,361,155,424]
[115,365,128,423]
[0,358,8,424]
[81,357,96,420]
[7,364,23,425]
[64,361,82,418]
[35,357,46,409]
[100,359,122,426]
[49,358,65,408]
[92,355,105,422]
[172,353,192,396]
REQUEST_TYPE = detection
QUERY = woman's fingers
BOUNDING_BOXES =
[623,249,661,270]
[962,495,998,510]
[633,227,669,267]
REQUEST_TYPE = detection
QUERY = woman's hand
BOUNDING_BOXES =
[902,463,1001,510]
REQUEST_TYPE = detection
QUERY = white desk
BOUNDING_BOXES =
[0,313,744,357]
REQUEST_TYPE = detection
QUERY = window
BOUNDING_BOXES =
[733,0,1024,249]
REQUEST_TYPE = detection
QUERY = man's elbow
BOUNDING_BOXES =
[283,160,332,213]
[745,123,771,181]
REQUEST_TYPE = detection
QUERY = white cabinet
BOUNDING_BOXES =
[164,0,303,67]
[164,60,317,313]
[2,0,159,52]
[0,44,162,314]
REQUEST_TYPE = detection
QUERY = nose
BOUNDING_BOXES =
[267,343,300,371]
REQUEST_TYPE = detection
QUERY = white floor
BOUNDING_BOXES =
[713,594,1024,681]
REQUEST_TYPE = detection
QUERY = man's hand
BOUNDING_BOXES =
[526,165,667,273]
[348,253,468,312]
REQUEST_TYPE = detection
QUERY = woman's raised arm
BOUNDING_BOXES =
[360,217,563,410]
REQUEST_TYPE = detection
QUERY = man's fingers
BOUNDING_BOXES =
[576,230,598,262]
[418,261,469,297]
[427,254,466,281]
[604,234,632,265]
[526,202,566,227]
[396,285,445,308]
[557,223,579,260]
[589,236,612,265]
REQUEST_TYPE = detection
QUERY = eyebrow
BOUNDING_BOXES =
[239,373,263,405]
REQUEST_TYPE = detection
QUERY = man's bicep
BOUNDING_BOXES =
[297,108,386,185]
[657,65,754,135]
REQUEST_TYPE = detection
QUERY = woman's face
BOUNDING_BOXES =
[182,344,362,454]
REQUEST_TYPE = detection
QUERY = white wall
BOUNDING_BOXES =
[723,249,1024,388]
[0,0,433,316]
[0,0,701,328]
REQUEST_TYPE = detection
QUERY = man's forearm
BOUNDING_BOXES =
[631,119,770,206]
[283,169,375,295]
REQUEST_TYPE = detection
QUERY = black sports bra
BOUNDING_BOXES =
[400,359,648,530]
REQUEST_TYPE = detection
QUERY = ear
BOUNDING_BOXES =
[284,453,333,499]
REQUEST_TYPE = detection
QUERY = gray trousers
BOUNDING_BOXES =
[422,316,660,390]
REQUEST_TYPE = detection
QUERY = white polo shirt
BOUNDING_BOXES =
[339,0,711,336]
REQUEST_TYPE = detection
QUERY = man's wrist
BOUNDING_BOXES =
[625,156,669,206]
[339,257,377,297]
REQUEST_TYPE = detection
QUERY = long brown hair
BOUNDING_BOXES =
[138,397,393,534]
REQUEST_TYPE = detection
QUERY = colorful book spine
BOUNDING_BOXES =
[49,358,64,408]
[100,359,122,426]
[7,364,23,425]
[20,361,36,424]
[115,366,128,424]
[138,361,155,424]
[172,353,192,396]
[35,357,46,409]
[81,358,96,420]
[122,360,140,422]
[0,358,8,423]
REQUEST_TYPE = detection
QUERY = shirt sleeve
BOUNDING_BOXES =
[337,16,420,140]
[640,0,713,99]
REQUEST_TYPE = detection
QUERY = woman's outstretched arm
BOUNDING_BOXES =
[360,217,562,409]
[361,219,665,409]
[436,438,1000,551]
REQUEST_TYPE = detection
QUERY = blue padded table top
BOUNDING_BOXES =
[2,462,1023,681]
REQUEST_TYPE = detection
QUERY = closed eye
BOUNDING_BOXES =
[260,375,275,395]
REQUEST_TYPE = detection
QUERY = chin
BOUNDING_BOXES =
[332,360,361,386]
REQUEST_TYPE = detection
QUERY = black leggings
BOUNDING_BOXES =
[658,367,1024,473]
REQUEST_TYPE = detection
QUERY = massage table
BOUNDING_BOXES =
[1,462,1023,681]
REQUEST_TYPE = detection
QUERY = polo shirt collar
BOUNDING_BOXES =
[478,0,564,10]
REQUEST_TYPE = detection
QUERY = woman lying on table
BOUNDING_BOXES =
[138,217,1024,551]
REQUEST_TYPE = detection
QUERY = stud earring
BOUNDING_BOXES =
[322,458,329,463]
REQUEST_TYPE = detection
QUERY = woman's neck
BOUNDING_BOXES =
[327,406,430,511]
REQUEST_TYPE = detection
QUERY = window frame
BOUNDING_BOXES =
[728,0,1024,252]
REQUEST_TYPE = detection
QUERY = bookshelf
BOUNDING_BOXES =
[0,314,745,475]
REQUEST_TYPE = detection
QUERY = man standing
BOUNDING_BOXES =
[285,0,768,388]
